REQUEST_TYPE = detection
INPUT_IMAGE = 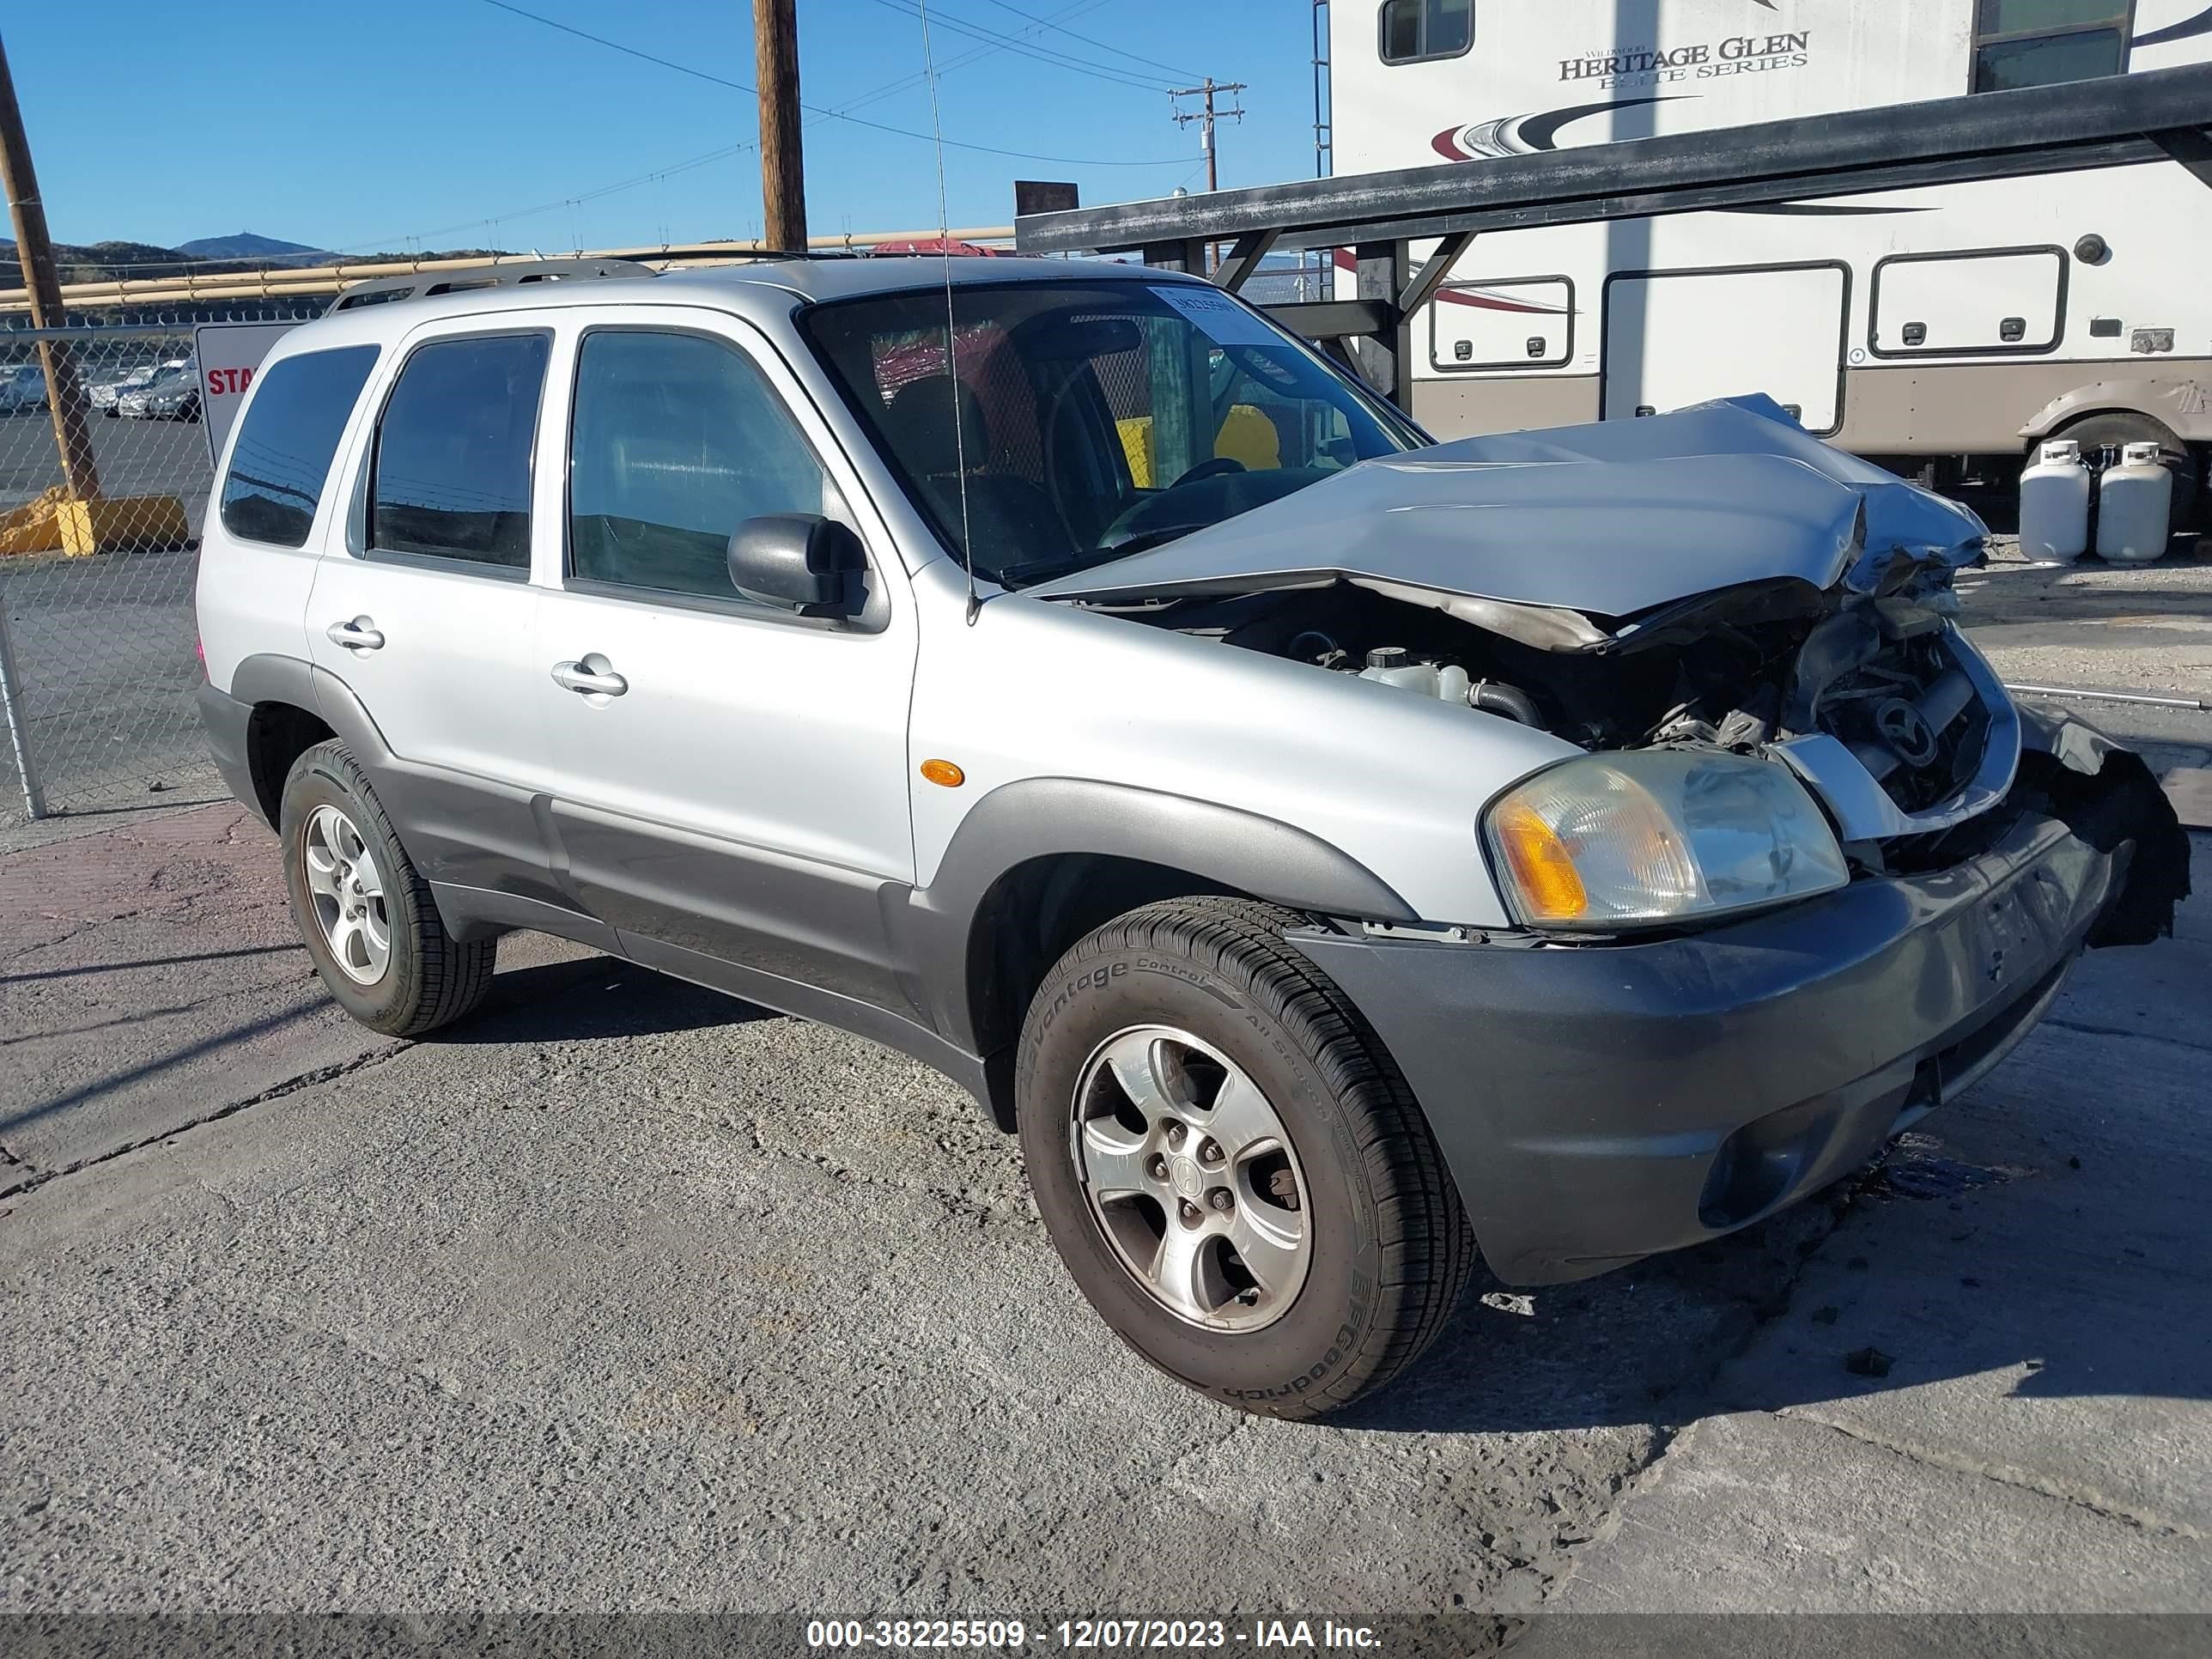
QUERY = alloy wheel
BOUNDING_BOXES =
[301,804,391,985]
[1068,1024,1312,1332]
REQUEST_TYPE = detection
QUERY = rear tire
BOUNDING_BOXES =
[279,739,495,1036]
[1016,898,1473,1419]
[2059,411,2199,541]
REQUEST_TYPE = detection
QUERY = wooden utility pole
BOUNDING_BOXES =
[1168,78,1245,275]
[0,33,99,501]
[753,0,807,251]
[1169,77,1246,195]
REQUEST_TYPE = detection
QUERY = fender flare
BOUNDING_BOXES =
[225,653,406,820]
[2019,378,2212,446]
[893,776,1417,1057]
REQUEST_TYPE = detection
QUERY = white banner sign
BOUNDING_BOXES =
[193,321,303,467]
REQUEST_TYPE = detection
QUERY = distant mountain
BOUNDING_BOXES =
[174,232,327,263]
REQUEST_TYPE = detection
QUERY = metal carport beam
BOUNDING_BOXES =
[1018,66,2212,254]
[1016,64,2212,409]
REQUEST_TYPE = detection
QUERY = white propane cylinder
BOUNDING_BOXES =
[2094,442,2172,566]
[2020,440,2092,562]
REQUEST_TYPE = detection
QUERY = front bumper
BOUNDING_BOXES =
[1291,716,2190,1286]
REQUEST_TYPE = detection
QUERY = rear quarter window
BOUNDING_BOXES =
[217,344,380,548]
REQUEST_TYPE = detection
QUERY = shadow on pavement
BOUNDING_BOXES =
[427,954,782,1047]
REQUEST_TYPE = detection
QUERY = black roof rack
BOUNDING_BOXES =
[325,257,659,314]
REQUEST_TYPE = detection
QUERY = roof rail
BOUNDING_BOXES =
[325,257,659,314]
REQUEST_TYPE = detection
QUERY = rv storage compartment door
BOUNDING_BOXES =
[1872,248,2065,356]
[1601,263,1847,434]
[1429,277,1575,371]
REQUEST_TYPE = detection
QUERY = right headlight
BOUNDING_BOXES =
[1482,748,1849,931]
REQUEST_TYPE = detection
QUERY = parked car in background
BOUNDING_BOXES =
[0,363,48,414]
[117,362,200,422]
[90,362,173,414]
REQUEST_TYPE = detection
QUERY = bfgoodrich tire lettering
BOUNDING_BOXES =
[280,739,496,1036]
[1016,898,1473,1419]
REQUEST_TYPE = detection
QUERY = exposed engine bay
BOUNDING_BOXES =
[1110,567,1993,836]
[1027,395,2189,926]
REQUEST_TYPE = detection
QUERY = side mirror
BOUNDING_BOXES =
[726,514,864,611]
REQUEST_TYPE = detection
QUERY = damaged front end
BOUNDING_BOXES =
[1032,395,2191,944]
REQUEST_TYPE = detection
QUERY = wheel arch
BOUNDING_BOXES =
[229,653,400,830]
[896,778,1418,1129]
[2019,380,2212,447]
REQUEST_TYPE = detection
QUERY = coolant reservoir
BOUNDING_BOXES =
[2094,442,2172,566]
[1358,647,1472,703]
[2020,440,2091,562]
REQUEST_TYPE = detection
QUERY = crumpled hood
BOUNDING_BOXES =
[1025,395,1988,619]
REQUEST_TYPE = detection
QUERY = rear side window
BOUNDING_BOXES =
[369,332,550,568]
[217,344,380,548]
[568,329,836,599]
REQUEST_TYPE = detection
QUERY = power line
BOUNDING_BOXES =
[336,1,1116,258]
[339,138,758,254]
[77,3,1120,269]
[963,0,1207,82]
[859,0,1177,93]
[475,0,1201,167]
[817,0,1109,115]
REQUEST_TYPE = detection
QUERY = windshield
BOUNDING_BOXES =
[800,278,1425,587]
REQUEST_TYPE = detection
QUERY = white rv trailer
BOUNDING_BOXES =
[1329,0,2212,518]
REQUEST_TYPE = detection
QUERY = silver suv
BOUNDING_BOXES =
[196,256,2187,1418]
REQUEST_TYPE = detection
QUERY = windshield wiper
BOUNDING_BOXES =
[998,526,1200,588]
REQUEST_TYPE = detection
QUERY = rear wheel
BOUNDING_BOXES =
[1017,898,1473,1419]
[279,739,495,1036]
[2059,411,2199,540]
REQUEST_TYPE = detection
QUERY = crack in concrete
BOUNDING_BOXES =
[1779,1406,2206,1540]
[0,1042,410,1202]
[2039,1015,2212,1056]
[648,1098,1037,1231]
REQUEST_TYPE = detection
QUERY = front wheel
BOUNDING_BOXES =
[1016,899,1473,1419]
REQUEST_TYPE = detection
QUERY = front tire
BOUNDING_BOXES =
[1017,899,1472,1419]
[279,739,495,1036]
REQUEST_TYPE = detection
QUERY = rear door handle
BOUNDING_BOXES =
[551,657,628,697]
[325,617,385,652]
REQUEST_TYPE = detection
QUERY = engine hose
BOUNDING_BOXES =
[1470,679,1545,728]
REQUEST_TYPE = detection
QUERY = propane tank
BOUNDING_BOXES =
[2094,442,2172,566]
[2020,440,2091,562]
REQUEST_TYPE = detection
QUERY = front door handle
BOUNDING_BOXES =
[325,617,385,652]
[551,656,628,697]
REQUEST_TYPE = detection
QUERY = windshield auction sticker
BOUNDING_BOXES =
[1150,283,1282,347]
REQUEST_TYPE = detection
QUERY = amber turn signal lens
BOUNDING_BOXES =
[1490,796,1589,921]
[920,758,965,788]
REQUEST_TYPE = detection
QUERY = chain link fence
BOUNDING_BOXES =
[0,323,286,827]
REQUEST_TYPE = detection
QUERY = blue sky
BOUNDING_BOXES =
[12,1,1320,254]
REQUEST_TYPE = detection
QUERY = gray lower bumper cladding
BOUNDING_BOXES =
[1291,710,2191,1286]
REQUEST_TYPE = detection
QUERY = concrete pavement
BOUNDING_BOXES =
[1526,837,2212,1629]
[3,542,2209,1627]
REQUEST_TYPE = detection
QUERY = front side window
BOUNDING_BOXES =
[368,332,549,568]
[800,279,1423,588]
[1380,0,1473,64]
[1972,0,2129,91]
[568,330,836,600]
[219,344,380,548]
